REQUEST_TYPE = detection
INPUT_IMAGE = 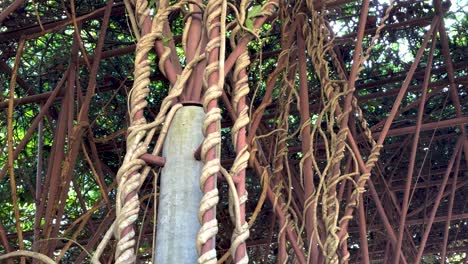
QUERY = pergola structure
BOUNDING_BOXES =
[0,0,466,263]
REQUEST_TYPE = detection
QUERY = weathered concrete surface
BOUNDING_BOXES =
[155,106,204,263]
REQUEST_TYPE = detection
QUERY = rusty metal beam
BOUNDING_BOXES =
[335,16,434,45]
[371,117,468,139]
[0,3,125,41]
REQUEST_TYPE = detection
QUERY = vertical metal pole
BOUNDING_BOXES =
[155,106,204,263]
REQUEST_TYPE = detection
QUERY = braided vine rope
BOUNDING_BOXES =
[296,0,395,262]
[114,1,208,263]
[113,0,393,263]
[299,2,348,261]
[228,50,251,264]
[197,0,225,263]
[112,1,285,263]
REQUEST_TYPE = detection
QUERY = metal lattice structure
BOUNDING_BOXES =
[0,0,467,263]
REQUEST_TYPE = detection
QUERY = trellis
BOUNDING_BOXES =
[0,0,467,263]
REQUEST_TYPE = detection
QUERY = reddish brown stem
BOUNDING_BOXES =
[357,197,370,264]
[296,18,319,262]
[119,11,152,250]
[140,153,166,167]
[232,69,248,262]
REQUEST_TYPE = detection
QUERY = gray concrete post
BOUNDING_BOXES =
[155,106,204,263]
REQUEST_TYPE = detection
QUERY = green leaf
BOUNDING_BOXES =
[149,0,156,9]
[247,5,262,18]
[162,36,171,46]
[245,18,254,31]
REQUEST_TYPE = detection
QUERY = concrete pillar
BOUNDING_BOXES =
[155,106,204,263]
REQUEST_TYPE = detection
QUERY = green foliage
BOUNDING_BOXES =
[245,5,262,30]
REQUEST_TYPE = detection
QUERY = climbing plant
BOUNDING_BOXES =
[0,0,467,263]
